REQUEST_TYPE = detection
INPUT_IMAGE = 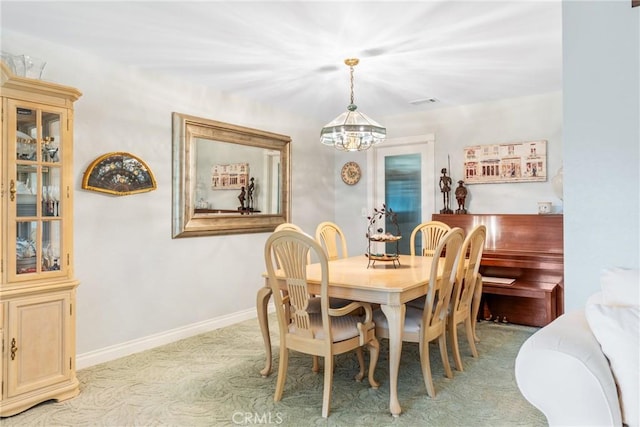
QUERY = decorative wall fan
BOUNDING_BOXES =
[82,152,157,196]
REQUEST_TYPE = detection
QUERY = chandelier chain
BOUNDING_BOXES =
[349,65,355,105]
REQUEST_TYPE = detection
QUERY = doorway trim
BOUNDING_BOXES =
[366,134,436,223]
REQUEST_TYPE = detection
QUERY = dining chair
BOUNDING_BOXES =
[406,220,454,310]
[264,229,380,418]
[374,227,464,398]
[314,223,366,311]
[313,220,357,316]
[274,222,327,372]
[273,223,308,323]
[277,222,352,309]
[409,220,452,256]
[448,224,486,372]
[315,221,349,261]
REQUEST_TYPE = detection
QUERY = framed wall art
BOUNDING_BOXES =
[211,162,248,190]
[463,140,547,184]
[82,152,157,196]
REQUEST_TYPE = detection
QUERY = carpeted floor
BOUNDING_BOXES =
[2,315,546,426]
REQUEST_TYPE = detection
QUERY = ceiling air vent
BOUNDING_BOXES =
[409,97,438,105]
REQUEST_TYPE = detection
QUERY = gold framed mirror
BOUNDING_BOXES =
[171,112,290,238]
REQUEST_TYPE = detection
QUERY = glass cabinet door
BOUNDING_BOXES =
[10,100,67,281]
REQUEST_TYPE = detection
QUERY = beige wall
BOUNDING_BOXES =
[2,30,334,366]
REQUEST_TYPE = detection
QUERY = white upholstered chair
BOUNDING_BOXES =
[374,227,464,397]
[264,229,380,418]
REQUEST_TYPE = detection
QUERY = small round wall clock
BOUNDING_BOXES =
[341,161,362,185]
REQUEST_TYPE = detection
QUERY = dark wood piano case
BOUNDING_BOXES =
[432,214,564,327]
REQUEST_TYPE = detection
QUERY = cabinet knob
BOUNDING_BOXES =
[10,338,18,360]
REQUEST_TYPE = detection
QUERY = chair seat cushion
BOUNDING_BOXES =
[289,313,364,342]
[373,306,423,334]
[406,297,425,310]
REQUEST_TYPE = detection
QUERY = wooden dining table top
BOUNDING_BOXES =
[266,254,441,306]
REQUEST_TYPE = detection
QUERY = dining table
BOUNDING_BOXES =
[256,254,440,417]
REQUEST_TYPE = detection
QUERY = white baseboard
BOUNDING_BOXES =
[76,306,271,370]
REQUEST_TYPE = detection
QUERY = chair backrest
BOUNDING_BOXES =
[421,227,464,330]
[315,221,348,261]
[452,225,487,313]
[275,222,312,264]
[410,221,452,256]
[265,230,331,342]
[275,222,304,233]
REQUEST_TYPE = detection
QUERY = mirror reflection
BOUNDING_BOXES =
[194,139,281,215]
[172,112,290,238]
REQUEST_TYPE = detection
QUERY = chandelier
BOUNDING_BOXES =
[320,58,386,151]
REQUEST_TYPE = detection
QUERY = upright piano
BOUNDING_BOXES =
[432,214,564,327]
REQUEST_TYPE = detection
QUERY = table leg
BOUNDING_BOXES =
[256,286,273,377]
[381,303,406,417]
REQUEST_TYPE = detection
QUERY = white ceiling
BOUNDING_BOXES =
[1,1,562,122]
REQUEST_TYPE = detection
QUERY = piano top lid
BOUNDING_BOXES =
[432,213,564,255]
